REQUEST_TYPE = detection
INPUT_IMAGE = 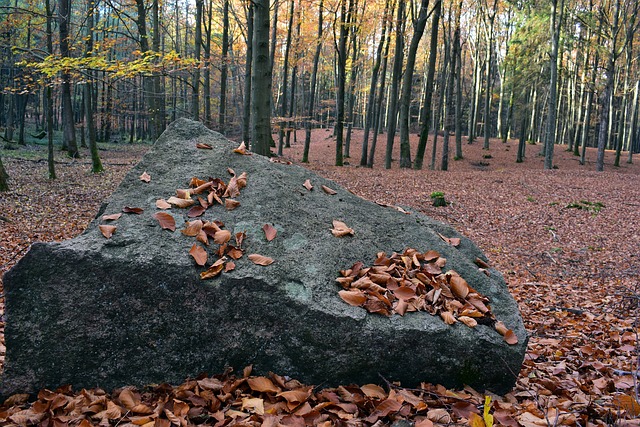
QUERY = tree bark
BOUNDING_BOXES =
[335,0,354,166]
[544,0,564,169]
[251,0,272,156]
[398,0,431,169]
[303,0,324,163]
[85,0,103,173]
[414,0,441,169]
[59,0,79,158]
[219,0,230,133]
[243,2,254,145]
[277,0,295,156]
[384,0,406,169]
[482,0,498,150]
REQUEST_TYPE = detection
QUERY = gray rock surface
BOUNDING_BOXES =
[1,119,527,397]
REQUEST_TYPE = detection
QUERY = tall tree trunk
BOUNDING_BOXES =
[454,0,463,159]
[414,0,441,169]
[544,0,564,169]
[219,0,230,133]
[243,2,254,144]
[85,0,103,173]
[344,7,360,159]
[482,0,498,150]
[384,0,406,169]
[368,6,393,168]
[278,0,295,156]
[59,0,79,158]
[441,14,457,171]
[596,0,621,172]
[468,18,482,143]
[0,154,8,191]
[303,0,323,163]
[45,0,56,179]
[192,0,203,121]
[398,0,431,169]
[628,80,639,164]
[251,0,272,155]
[203,0,213,127]
[335,0,354,166]
[430,42,448,170]
[361,0,392,166]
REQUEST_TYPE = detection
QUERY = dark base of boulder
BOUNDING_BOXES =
[0,119,527,397]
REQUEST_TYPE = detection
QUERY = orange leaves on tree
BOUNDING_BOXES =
[262,224,277,241]
[98,224,116,239]
[139,171,151,182]
[248,254,274,266]
[154,212,176,231]
[331,220,354,237]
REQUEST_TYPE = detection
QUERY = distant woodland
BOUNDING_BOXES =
[1,0,639,174]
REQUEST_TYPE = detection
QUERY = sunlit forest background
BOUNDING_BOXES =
[1,0,638,173]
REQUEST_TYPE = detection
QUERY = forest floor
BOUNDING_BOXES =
[0,128,639,426]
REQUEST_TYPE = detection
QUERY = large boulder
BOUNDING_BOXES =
[1,119,527,397]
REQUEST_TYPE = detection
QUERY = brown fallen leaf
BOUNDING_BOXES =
[247,377,281,393]
[167,196,195,208]
[233,141,250,155]
[248,254,274,266]
[98,224,116,239]
[262,224,277,241]
[122,206,144,214]
[225,261,236,272]
[187,205,206,218]
[503,329,519,345]
[176,189,191,199]
[338,289,366,306]
[189,243,208,266]
[200,259,225,279]
[139,171,151,182]
[155,199,171,209]
[153,212,176,231]
[303,179,313,191]
[101,213,122,221]
[331,220,354,237]
[214,230,232,245]
[182,220,204,237]
[225,199,240,210]
[196,142,212,149]
[321,185,337,195]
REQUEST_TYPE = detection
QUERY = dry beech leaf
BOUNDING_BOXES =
[494,320,509,336]
[189,243,208,266]
[236,172,247,189]
[156,199,171,209]
[438,232,461,247]
[182,220,203,237]
[321,184,337,195]
[154,212,176,231]
[196,142,212,149]
[225,199,240,210]
[331,220,354,237]
[214,230,232,245]
[98,224,116,239]
[176,189,191,199]
[233,141,250,155]
[262,224,277,241]
[187,205,206,218]
[167,196,195,208]
[503,329,518,345]
[449,275,470,299]
[224,177,240,198]
[303,179,313,191]
[338,289,366,306]
[248,254,274,266]
[225,260,236,272]
[247,377,280,393]
[123,206,144,214]
[440,311,457,325]
[360,384,386,399]
[101,213,122,221]
[139,171,151,182]
[458,316,478,328]
[200,258,225,280]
